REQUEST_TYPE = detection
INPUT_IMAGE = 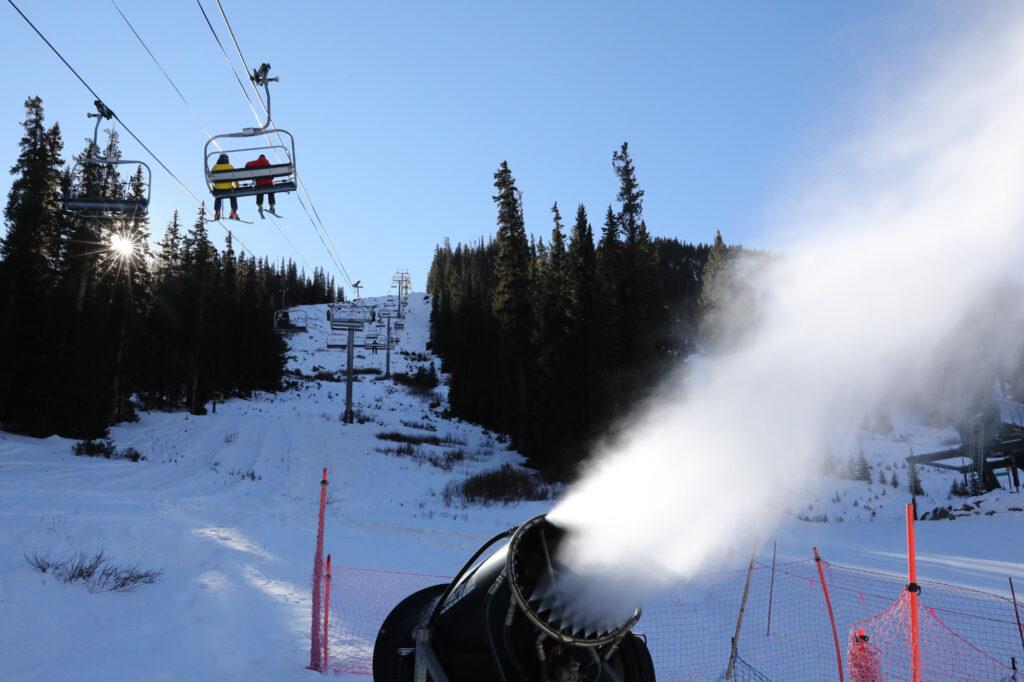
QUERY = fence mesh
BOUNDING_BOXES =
[322,559,1024,680]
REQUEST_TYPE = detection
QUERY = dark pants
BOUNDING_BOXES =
[214,196,238,213]
[256,191,276,208]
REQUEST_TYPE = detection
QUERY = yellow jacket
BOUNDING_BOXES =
[211,162,237,190]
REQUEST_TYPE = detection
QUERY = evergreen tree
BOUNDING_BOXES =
[144,213,183,406]
[855,451,871,482]
[908,462,924,496]
[612,142,654,369]
[968,472,984,497]
[491,161,532,446]
[182,206,218,414]
[593,205,623,413]
[565,203,596,436]
[0,97,64,433]
[699,229,728,345]
[612,142,645,246]
[104,164,153,423]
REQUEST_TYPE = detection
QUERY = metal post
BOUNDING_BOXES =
[343,328,355,424]
[766,539,777,637]
[385,316,392,379]
[726,541,759,680]
[1010,577,1024,659]
[323,554,332,674]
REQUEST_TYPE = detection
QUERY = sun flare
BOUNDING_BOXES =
[109,233,136,259]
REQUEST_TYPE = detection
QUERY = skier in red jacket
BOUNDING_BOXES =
[245,153,276,216]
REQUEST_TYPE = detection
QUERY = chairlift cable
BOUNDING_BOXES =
[5,0,253,255]
[109,0,221,151]
[195,0,265,127]
[268,213,312,271]
[212,0,357,291]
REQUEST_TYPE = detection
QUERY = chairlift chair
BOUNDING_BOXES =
[63,100,152,216]
[274,308,308,334]
[204,64,297,201]
[327,330,364,350]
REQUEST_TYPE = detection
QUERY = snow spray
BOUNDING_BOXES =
[550,8,1024,617]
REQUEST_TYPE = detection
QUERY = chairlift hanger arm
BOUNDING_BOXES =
[87,99,117,154]
[247,62,277,133]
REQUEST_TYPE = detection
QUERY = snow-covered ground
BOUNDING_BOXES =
[0,294,1021,680]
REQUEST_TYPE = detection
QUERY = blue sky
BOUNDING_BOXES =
[1,1,977,294]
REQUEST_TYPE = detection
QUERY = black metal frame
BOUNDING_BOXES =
[204,64,296,201]
[63,100,152,216]
[273,309,308,334]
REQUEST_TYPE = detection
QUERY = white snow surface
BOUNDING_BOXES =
[0,294,1021,680]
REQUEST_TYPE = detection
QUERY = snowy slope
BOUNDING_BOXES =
[0,294,1021,681]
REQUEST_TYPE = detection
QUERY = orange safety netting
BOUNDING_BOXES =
[849,590,1015,681]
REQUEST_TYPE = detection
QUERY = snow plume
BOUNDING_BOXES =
[549,9,1024,615]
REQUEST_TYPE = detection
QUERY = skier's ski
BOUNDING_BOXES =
[207,216,254,225]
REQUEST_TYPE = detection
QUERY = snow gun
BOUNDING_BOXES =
[373,514,656,681]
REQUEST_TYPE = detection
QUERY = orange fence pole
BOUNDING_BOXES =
[309,467,329,671]
[323,554,332,674]
[906,503,921,682]
[813,547,845,682]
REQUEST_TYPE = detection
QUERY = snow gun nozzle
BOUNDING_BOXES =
[372,514,654,681]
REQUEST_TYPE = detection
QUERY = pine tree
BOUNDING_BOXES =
[143,212,187,407]
[968,472,984,497]
[699,229,728,345]
[104,164,153,423]
[0,97,64,432]
[566,203,596,435]
[155,211,183,278]
[182,205,219,414]
[890,470,899,489]
[855,451,871,482]
[491,161,532,446]
[611,142,653,363]
[879,469,887,485]
[908,462,924,496]
[594,205,623,400]
[613,142,644,242]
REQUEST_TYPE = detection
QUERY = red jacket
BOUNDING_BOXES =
[245,155,273,187]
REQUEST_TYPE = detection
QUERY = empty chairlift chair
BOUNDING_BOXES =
[327,304,372,349]
[274,309,308,334]
[63,101,152,216]
[204,64,297,204]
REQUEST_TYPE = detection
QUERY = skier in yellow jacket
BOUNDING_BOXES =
[211,153,240,221]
